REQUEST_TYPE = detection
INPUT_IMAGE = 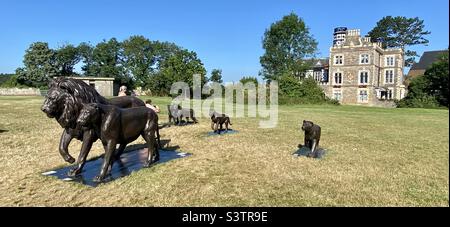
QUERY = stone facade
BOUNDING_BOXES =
[70,77,115,97]
[320,28,406,107]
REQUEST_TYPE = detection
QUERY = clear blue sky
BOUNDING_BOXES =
[0,0,448,82]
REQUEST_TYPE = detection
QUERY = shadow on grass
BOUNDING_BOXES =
[164,121,198,127]
[206,129,238,136]
[0,129,8,134]
[42,147,189,187]
[293,144,326,159]
[125,139,180,152]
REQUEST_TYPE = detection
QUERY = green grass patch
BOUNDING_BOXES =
[0,96,448,206]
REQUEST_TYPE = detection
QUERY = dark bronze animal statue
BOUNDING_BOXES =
[41,77,145,176]
[178,106,198,124]
[167,104,198,126]
[167,104,180,125]
[77,103,160,182]
[209,110,232,134]
[301,120,321,158]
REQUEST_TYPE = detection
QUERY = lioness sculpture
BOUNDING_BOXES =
[77,103,160,182]
[209,110,232,134]
[301,120,321,158]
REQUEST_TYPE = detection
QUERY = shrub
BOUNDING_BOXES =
[398,52,448,108]
[395,95,440,108]
[277,74,338,105]
[0,74,29,88]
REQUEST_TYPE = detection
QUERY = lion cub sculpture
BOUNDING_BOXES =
[300,120,321,158]
[167,104,198,126]
[209,110,232,134]
[77,103,160,182]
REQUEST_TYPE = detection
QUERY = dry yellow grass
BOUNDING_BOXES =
[0,96,448,206]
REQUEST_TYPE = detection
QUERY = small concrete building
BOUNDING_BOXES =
[71,77,115,97]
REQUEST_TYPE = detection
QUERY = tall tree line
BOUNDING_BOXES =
[15,35,209,95]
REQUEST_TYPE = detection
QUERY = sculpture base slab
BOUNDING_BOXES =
[170,121,197,127]
[42,149,191,187]
[293,146,326,159]
[207,129,238,136]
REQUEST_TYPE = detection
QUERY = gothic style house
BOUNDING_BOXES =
[310,27,407,107]
[304,58,329,85]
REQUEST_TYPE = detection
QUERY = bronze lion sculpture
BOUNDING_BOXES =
[77,103,160,182]
[300,120,321,158]
[41,77,145,176]
[209,110,232,134]
[167,104,198,126]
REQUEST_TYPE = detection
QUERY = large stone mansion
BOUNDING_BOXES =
[306,27,407,107]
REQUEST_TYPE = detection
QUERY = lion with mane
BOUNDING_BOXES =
[41,77,145,176]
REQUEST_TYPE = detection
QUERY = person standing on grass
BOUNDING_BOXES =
[145,99,160,113]
[118,85,127,97]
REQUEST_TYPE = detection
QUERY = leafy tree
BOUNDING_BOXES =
[0,74,26,88]
[146,72,173,96]
[239,76,258,85]
[147,49,206,96]
[121,38,206,93]
[158,49,206,86]
[78,42,94,76]
[90,38,130,86]
[368,16,431,67]
[397,52,448,108]
[278,73,304,98]
[13,35,209,93]
[406,74,430,98]
[0,73,14,85]
[236,76,259,104]
[54,44,81,76]
[16,42,57,88]
[0,74,23,88]
[277,73,337,105]
[260,13,318,81]
[395,77,440,108]
[209,69,223,83]
[122,35,155,87]
[424,52,449,107]
[151,41,182,68]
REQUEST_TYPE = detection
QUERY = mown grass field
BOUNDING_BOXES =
[0,96,448,206]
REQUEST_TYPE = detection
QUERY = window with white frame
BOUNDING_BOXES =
[333,89,342,101]
[385,70,394,84]
[359,71,369,84]
[334,55,343,65]
[334,72,342,85]
[386,56,395,66]
[358,89,368,103]
[360,54,369,64]
[387,88,393,100]
[313,71,321,82]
